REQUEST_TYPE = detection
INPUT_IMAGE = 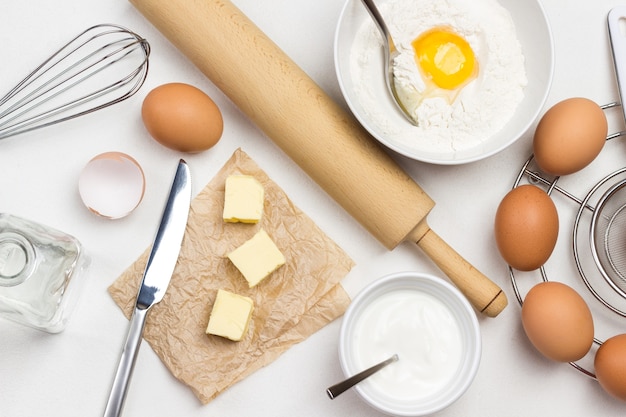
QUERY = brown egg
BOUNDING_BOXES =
[595,334,626,401]
[494,184,559,271]
[533,97,607,176]
[142,83,224,152]
[522,281,594,362]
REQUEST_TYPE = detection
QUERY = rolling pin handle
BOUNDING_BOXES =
[408,224,508,317]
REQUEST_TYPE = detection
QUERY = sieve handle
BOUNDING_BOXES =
[608,7,626,123]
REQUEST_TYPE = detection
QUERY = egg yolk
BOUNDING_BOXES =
[412,27,477,90]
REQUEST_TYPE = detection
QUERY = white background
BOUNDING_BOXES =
[1,0,626,416]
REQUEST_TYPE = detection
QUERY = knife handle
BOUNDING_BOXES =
[103,307,149,417]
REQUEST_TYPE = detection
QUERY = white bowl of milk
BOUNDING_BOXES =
[338,271,481,416]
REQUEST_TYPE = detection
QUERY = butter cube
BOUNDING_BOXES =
[223,175,264,223]
[206,289,254,342]
[227,229,285,287]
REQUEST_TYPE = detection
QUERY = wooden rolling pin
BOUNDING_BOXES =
[130,0,507,317]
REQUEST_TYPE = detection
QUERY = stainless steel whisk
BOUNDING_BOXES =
[0,23,150,139]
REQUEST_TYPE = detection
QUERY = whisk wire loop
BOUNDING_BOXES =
[0,23,150,139]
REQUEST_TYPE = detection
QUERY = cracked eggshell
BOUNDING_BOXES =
[78,152,146,219]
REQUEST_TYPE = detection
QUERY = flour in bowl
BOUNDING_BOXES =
[350,0,527,155]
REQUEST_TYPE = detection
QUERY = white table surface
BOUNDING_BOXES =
[1,0,626,416]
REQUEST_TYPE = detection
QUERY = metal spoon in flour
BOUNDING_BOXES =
[359,0,417,125]
[326,354,399,399]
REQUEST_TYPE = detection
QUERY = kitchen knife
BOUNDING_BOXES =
[103,159,191,417]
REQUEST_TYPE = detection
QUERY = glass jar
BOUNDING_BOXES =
[0,213,89,333]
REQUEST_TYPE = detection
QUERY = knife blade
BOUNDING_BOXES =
[103,159,191,417]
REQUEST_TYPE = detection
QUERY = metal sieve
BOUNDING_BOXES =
[590,179,626,299]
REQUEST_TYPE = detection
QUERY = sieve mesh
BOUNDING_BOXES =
[591,180,626,297]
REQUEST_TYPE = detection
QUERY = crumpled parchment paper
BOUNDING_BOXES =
[108,148,354,403]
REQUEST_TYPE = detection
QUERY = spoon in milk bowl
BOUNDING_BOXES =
[326,354,399,399]
[359,0,418,125]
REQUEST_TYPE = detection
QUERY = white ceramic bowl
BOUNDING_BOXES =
[334,0,554,164]
[338,272,481,416]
